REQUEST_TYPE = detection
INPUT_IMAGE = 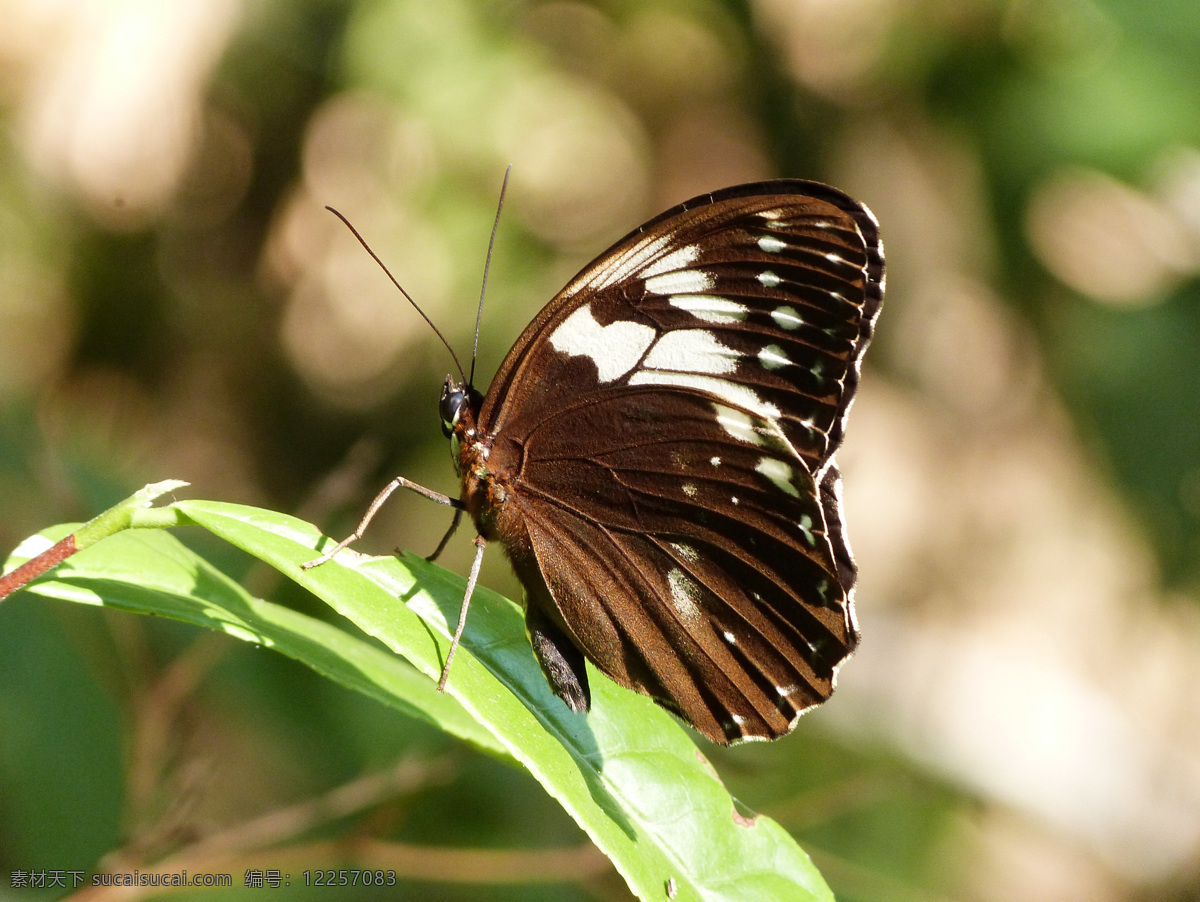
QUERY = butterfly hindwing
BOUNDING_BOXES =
[470,180,882,743]
[489,386,855,741]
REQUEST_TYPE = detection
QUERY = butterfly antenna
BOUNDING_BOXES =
[324,206,466,383]
[468,165,511,389]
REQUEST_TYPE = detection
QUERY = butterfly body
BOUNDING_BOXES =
[438,179,884,744]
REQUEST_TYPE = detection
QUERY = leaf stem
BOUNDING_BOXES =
[0,479,190,601]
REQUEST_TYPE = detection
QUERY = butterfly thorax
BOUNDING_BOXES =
[439,375,508,540]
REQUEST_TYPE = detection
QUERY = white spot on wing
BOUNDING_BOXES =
[548,304,655,383]
[645,269,714,296]
[771,306,803,330]
[644,330,739,375]
[630,372,780,419]
[667,568,702,625]
[758,270,782,288]
[577,233,674,294]
[669,541,699,563]
[710,456,721,467]
[758,344,790,370]
[755,457,800,498]
[682,482,697,498]
[711,405,760,446]
[798,514,816,546]
[641,244,699,279]
[669,295,747,324]
[758,236,787,253]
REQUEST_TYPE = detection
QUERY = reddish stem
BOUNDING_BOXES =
[0,534,78,601]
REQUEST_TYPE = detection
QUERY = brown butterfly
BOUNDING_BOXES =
[307,178,884,744]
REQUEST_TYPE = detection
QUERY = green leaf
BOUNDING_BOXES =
[3,495,833,902]
[3,522,504,758]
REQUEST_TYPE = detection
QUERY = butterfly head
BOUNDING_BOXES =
[439,375,484,474]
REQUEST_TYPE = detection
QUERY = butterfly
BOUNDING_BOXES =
[306,178,884,744]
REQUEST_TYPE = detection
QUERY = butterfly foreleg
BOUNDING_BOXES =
[302,476,465,569]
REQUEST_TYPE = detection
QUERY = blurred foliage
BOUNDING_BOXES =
[1,0,1198,899]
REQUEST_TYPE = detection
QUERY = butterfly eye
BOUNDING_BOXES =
[439,386,466,438]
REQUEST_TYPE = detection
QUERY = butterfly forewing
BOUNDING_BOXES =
[465,180,883,743]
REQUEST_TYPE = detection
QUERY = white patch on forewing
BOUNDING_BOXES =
[641,244,700,279]
[758,270,782,288]
[667,568,703,625]
[758,344,789,370]
[548,304,655,383]
[758,235,787,253]
[631,371,780,419]
[584,233,672,292]
[669,295,747,324]
[771,306,804,330]
[755,457,800,498]
[711,404,761,446]
[645,269,715,296]
[643,330,739,375]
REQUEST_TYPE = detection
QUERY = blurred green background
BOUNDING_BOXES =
[2,0,1199,899]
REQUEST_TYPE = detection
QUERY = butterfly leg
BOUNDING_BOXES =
[426,508,463,562]
[302,477,464,570]
[438,534,487,692]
